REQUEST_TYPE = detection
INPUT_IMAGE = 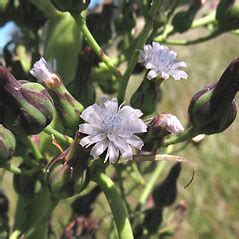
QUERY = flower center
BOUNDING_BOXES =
[103,112,121,132]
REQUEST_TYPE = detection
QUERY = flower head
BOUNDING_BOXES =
[138,42,188,80]
[30,57,60,89]
[150,113,184,134]
[79,96,147,163]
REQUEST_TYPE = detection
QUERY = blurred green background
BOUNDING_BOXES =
[159,32,239,239]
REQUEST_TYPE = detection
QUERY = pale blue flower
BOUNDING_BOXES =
[138,42,188,81]
[30,57,58,87]
[79,97,147,163]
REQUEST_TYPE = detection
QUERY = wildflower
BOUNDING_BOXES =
[79,97,147,163]
[30,57,60,89]
[138,42,188,80]
[143,113,184,152]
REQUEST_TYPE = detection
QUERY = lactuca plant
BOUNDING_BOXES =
[1,1,239,239]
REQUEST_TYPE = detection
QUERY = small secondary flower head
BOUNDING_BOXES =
[79,96,147,163]
[138,42,188,80]
[30,57,61,89]
[158,113,184,134]
[149,112,184,135]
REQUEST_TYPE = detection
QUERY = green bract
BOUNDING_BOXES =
[0,124,16,164]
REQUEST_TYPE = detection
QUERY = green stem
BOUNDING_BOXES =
[43,126,73,145]
[160,30,222,46]
[154,11,216,43]
[117,0,162,103]
[1,162,41,176]
[131,163,145,185]
[10,230,22,239]
[26,137,43,161]
[191,10,216,29]
[154,24,174,42]
[92,169,133,239]
[72,12,121,78]
[163,127,198,146]
[25,190,59,238]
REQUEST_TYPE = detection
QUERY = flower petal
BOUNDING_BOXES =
[80,104,104,125]
[80,133,106,148]
[105,142,120,163]
[147,69,158,80]
[90,139,109,158]
[126,135,144,149]
[139,42,187,81]
[79,123,102,135]
[121,144,133,162]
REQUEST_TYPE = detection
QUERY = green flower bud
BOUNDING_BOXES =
[45,134,89,199]
[152,163,181,207]
[0,66,54,136]
[0,124,16,164]
[143,113,184,152]
[172,1,201,33]
[143,208,163,235]
[13,163,38,196]
[188,58,239,135]
[51,0,90,13]
[130,79,162,116]
[71,186,101,216]
[98,76,118,94]
[54,84,84,129]
[216,0,239,31]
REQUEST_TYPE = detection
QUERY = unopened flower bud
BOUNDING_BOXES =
[13,163,38,195]
[130,79,162,115]
[143,113,184,152]
[45,134,89,199]
[188,58,239,135]
[0,125,16,164]
[98,76,118,94]
[51,0,90,13]
[0,66,54,135]
[71,186,101,216]
[172,1,201,33]
[216,0,239,31]
[143,207,163,235]
[30,58,84,129]
[152,163,181,207]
